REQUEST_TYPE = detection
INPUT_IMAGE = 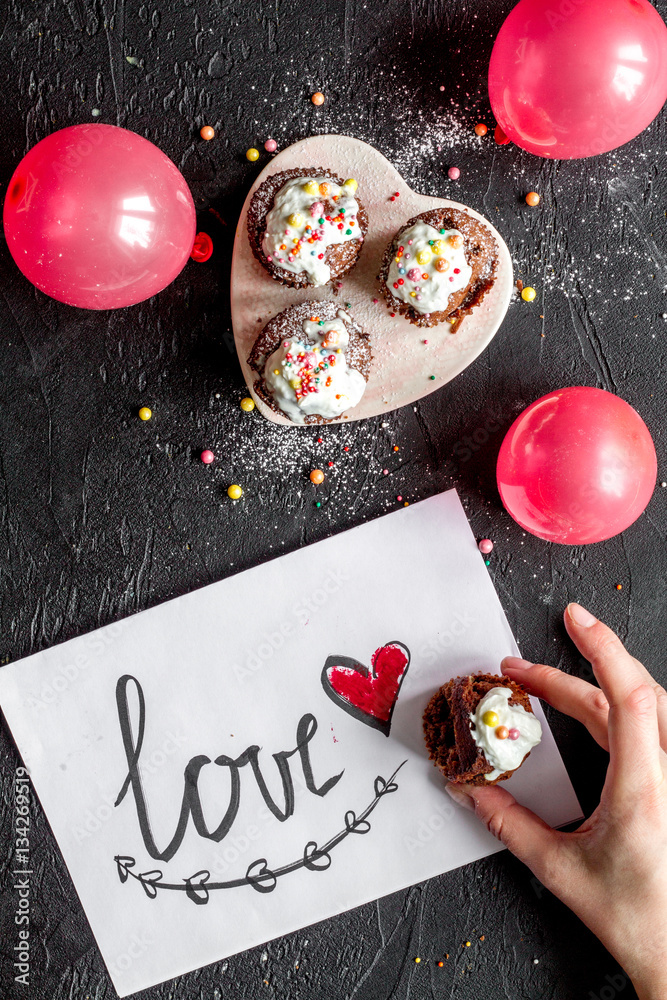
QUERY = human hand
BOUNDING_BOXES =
[445,603,667,1000]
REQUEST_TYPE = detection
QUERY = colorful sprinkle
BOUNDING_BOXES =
[397,495,403,502]
[478,539,494,554]
[414,957,421,964]
[200,125,215,141]
[521,286,537,302]
[310,468,325,484]
[311,91,325,106]
[200,449,215,464]
[447,166,460,180]
[525,191,541,207]
[246,147,260,161]
[264,138,277,152]
[429,375,436,380]
[616,583,623,591]
[227,484,243,499]
[240,397,255,412]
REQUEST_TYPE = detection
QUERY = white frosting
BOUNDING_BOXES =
[469,686,542,781]
[386,221,472,316]
[262,176,362,286]
[263,310,366,424]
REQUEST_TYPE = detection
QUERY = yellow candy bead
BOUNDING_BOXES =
[521,286,537,302]
[227,484,243,500]
[289,378,301,389]
[246,147,259,162]
[416,250,431,265]
[431,240,443,255]
[288,213,303,227]
[240,397,255,412]
[138,406,152,421]
[343,178,358,192]
[304,180,318,195]
[482,710,499,727]
[273,369,280,375]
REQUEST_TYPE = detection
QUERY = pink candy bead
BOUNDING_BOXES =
[406,267,421,282]
[508,728,520,740]
[201,450,215,464]
[478,538,494,554]
[448,166,461,180]
[264,139,277,152]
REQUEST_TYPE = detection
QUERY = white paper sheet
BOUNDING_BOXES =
[0,490,582,996]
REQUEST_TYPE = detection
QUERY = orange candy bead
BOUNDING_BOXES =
[310,469,325,484]
[474,123,488,136]
[495,726,509,740]
[525,191,541,206]
[200,125,215,140]
[311,92,325,106]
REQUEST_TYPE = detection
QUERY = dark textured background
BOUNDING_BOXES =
[1,0,666,997]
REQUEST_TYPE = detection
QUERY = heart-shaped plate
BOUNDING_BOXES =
[230,135,513,426]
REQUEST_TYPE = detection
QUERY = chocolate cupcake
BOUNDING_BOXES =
[423,673,542,785]
[379,208,499,329]
[247,169,368,288]
[247,301,372,425]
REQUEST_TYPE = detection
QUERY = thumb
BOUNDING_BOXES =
[445,781,560,875]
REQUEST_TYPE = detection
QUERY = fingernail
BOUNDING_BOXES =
[444,782,476,812]
[502,656,533,672]
[567,603,598,628]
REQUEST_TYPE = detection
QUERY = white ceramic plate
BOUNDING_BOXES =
[230,134,513,426]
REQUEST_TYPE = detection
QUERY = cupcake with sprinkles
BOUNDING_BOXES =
[247,302,371,425]
[247,169,368,288]
[379,208,499,330]
[423,673,542,785]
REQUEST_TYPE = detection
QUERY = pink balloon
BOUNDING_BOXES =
[496,387,657,545]
[3,124,196,309]
[488,0,667,159]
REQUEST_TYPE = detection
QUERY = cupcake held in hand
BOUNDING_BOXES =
[379,208,499,329]
[247,169,367,288]
[423,673,542,785]
[247,301,371,425]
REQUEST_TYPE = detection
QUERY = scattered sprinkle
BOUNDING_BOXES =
[200,125,215,141]
[429,375,436,380]
[616,583,623,591]
[447,166,460,180]
[315,501,321,508]
[138,406,152,421]
[310,469,325,484]
[311,91,325,106]
[479,936,485,942]
[240,397,255,412]
[465,941,471,947]
[328,461,334,468]
[423,339,429,344]
[521,286,537,302]
[264,138,277,152]
[525,191,540,207]
[246,147,260,162]
[437,961,444,967]
[414,957,421,964]
[485,559,491,566]
[383,469,389,475]
[227,484,243,499]
[344,446,349,452]
[200,450,215,464]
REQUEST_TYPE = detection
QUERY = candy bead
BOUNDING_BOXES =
[447,166,460,180]
[478,539,494,554]
[264,139,277,152]
[525,191,540,206]
[521,286,537,302]
[495,726,509,740]
[201,450,215,464]
[304,180,318,195]
[435,258,449,273]
[482,710,499,727]
[311,91,325,106]
[508,728,520,741]
[246,147,259,161]
[318,182,330,196]
[416,250,431,265]
[200,125,215,140]
[138,406,152,421]
[240,397,255,412]
[474,123,488,136]
[288,213,303,227]
[343,178,358,192]
[310,468,325,484]
[227,484,243,499]
[448,233,463,248]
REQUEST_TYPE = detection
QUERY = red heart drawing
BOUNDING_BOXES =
[321,642,410,736]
